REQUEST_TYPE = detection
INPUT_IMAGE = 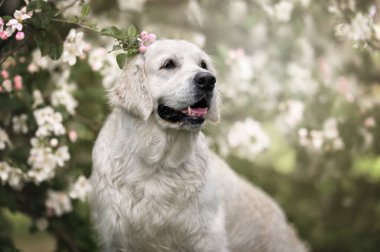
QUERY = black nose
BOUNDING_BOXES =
[194,72,216,91]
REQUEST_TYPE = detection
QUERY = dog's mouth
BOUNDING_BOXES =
[157,97,210,125]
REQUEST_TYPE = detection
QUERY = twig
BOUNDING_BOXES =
[52,18,99,33]
[54,0,82,17]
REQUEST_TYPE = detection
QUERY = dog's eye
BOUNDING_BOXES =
[200,60,207,70]
[161,59,176,70]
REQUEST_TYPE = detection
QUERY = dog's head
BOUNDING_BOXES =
[109,39,220,130]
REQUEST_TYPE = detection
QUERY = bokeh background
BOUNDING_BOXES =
[1,0,380,251]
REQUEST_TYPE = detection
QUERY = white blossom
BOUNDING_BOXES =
[335,13,373,42]
[12,114,28,134]
[69,176,92,202]
[287,63,317,96]
[227,118,270,160]
[0,161,11,184]
[298,119,344,152]
[274,1,294,22]
[34,106,66,137]
[5,7,31,37]
[62,29,85,66]
[323,118,339,140]
[51,89,78,115]
[33,89,44,108]
[28,146,57,183]
[88,48,108,71]
[45,190,72,217]
[54,146,70,167]
[28,50,58,72]
[3,79,12,92]
[279,100,304,127]
[8,168,24,190]
[0,127,11,150]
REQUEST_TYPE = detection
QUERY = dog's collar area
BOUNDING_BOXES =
[157,97,210,125]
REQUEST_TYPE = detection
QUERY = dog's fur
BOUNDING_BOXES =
[90,40,307,252]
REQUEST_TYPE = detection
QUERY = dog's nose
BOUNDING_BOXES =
[194,72,216,91]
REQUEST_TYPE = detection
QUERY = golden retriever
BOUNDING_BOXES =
[90,39,307,252]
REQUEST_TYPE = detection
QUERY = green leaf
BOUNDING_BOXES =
[1,16,13,22]
[100,26,123,40]
[27,0,52,12]
[33,29,63,60]
[116,53,128,69]
[127,25,138,37]
[80,4,90,18]
[28,12,54,30]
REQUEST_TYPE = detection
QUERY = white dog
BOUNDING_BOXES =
[90,39,307,252]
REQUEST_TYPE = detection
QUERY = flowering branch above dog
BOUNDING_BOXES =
[0,0,156,69]
[100,25,157,68]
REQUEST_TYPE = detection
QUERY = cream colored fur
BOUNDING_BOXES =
[90,40,307,252]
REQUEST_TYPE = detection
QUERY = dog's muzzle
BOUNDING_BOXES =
[157,72,215,127]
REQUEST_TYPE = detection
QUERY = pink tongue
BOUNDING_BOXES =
[182,107,208,116]
[191,107,208,115]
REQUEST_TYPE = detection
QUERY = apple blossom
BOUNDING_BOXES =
[15,31,25,40]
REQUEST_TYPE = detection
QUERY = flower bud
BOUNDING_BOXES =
[0,32,8,40]
[69,130,78,143]
[1,70,9,79]
[14,75,23,90]
[15,31,25,41]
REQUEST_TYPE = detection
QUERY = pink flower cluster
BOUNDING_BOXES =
[138,31,157,53]
[0,7,32,41]
[0,69,23,93]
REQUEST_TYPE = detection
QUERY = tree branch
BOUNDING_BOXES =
[52,18,99,33]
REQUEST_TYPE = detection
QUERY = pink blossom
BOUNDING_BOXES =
[138,31,157,53]
[15,31,25,41]
[147,33,156,42]
[13,75,23,90]
[140,31,148,38]
[1,70,9,79]
[139,45,147,53]
[0,86,2,93]
[69,130,78,143]
[0,32,8,40]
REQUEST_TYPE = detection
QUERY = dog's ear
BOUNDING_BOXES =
[208,90,220,122]
[108,55,153,121]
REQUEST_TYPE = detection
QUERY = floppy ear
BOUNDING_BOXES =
[108,55,153,121]
[207,90,220,122]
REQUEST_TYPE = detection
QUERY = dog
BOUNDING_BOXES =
[90,39,307,252]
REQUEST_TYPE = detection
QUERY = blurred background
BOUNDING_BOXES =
[1,0,380,251]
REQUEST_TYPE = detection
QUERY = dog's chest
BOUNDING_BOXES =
[115,162,208,239]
